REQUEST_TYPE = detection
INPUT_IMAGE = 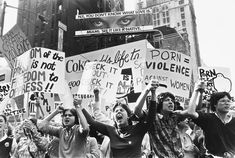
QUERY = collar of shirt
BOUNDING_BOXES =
[215,113,232,124]
[0,134,7,142]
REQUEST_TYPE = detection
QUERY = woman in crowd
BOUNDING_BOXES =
[37,100,90,158]
[176,81,235,157]
[0,114,17,158]
[82,83,157,158]
[134,80,200,158]
[13,118,49,158]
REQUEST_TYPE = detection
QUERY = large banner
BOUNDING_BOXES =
[9,47,65,98]
[198,67,232,99]
[0,25,31,68]
[75,9,153,35]
[144,49,192,104]
[77,62,121,101]
[66,40,149,99]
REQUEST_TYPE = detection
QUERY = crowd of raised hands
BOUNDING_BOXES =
[0,80,235,158]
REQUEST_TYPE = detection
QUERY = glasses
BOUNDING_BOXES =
[62,114,74,117]
[218,99,232,104]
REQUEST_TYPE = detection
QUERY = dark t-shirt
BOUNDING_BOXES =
[0,137,13,158]
[192,112,235,156]
[83,109,148,158]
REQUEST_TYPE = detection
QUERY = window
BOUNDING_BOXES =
[153,14,156,20]
[162,12,165,17]
[182,20,186,26]
[180,7,184,12]
[41,39,45,47]
[154,20,157,26]
[157,20,160,25]
[179,0,184,5]
[166,11,169,16]
[157,13,159,19]
[0,74,5,82]
[167,17,170,23]
[163,18,166,24]
[181,13,185,19]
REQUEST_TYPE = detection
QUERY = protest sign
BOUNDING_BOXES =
[66,39,148,98]
[198,67,232,99]
[78,62,121,101]
[0,25,31,68]
[0,82,10,102]
[144,49,192,104]
[9,47,65,98]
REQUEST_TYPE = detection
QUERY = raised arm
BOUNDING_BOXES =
[175,80,206,118]
[74,99,89,132]
[134,80,158,118]
[187,81,205,118]
[37,105,63,137]
[92,88,113,125]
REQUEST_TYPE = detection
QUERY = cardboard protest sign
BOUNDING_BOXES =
[198,67,232,98]
[0,25,31,68]
[0,82,10,103]
[66,40,148,98]
[75,9,153,35]
[58,79,74,109]
[9,47,65,98]
[144,49,192,104]
[77,62,121,102]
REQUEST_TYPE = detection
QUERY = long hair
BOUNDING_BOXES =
[209,91,231,111]
[62,108,80,127]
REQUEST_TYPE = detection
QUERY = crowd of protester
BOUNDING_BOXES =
[0,80,235,158]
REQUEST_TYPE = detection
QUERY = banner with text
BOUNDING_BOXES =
[66,40,148,99]
[9,47,65,98]
[0,25,31,68]
[75,9,153,35]
[77,62,121,101]
[198,67,232,99]
[144,49,192,104]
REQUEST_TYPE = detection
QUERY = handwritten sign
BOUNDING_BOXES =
[198,67,232,98]
[9,47,65,98]
[0,25,31,68]
[0,82,10,102]
[66,39,148,98]
[144,49,192,104]
[78,62,121,101]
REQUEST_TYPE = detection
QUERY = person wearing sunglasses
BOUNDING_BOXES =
[37,100,89,158]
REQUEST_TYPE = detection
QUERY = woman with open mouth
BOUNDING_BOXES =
[82,82,157,158]
[37,100,89,158]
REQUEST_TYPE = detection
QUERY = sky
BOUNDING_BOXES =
[1,0,235,95]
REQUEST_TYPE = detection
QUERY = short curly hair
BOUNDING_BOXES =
[209,91,231,111]
[157,92,175,113]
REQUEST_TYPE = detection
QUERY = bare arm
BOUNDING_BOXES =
[134,80,158,118]
[74,99,89,132]
[92,89,113,125]
[174,81,205,118]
